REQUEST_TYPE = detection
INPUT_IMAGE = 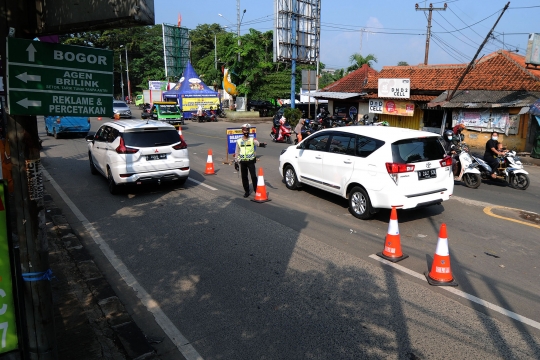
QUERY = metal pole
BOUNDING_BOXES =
[215,34,218,70]
[290,0,297,109]
[237,0,241,62]
[125,47,131,102]
[119,53,124,101]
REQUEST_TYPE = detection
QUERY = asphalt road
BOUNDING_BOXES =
[39,111,540,359]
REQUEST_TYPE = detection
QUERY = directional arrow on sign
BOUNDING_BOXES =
[26,43,37,62]
[15,72,42,83]
[16,98,42,109]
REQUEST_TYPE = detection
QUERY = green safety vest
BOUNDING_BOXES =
[237,137,255,161]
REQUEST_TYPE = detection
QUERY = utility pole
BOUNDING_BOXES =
[448,2,510,101]
[120,53,125,101]
[416,3,447,65]
[359,28,365,54]
[125,47,130,103]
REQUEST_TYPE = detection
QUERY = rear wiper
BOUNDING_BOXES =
[154,142,170,146]
[408,158,429,163]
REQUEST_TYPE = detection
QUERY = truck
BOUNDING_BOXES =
[136,89,164,108]
[44,115,91,139]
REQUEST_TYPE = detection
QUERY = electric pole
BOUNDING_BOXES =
[416,3,447,65]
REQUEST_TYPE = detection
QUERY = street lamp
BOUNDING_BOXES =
[120,45,130,103]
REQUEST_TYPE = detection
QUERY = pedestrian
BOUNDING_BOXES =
[234,124,267,198]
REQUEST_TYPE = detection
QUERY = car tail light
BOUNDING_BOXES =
[116,138,139,154]
[440,156,452,167]
[173,139,187,150]
[386,162,415,185]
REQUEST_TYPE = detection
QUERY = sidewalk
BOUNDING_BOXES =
[45,190,157,360]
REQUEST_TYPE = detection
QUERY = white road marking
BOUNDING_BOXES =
[43,169,204,360]
[188,177,218,191]
[368,254,540,331]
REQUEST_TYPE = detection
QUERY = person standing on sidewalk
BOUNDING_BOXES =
[234,124,267,197]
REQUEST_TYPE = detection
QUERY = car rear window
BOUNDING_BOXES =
[122,130,180,147]
[114,102,128,108]
[391,137,446,164]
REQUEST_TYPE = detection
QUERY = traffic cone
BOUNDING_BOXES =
[97,117,102,121]
[114,113,120,120]
[425,224,458,286]
[204,149,216,175]
[376,207,408,262]
[252,168,271,203]
[178,126,185,141]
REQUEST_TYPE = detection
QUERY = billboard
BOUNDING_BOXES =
[369,99,415,117]
[525,33,540,66]
[274,0,321,64]
[162,24,190,80]
[378,78,410,99]
[148,81,168,90]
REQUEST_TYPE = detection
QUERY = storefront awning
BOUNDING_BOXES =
[308,92,364,100]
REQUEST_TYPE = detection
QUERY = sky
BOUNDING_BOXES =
[154,0,540,71]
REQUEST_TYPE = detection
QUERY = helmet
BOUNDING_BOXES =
[444,130,454,138]
[305,119,310,125]
[242,123,251,132]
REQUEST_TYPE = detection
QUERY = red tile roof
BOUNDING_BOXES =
[321,64,378,93]
[363,50,540,92]
[365,94,437,101]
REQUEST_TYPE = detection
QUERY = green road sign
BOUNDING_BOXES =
[7,38,113,116]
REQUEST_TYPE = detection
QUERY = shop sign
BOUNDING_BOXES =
[369,99,415,117]
[378,78,410,99]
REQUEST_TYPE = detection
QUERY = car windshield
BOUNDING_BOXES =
[158,105,180,115]
[391,137,446,164]
[122,130,180,147]
[114,102,128,108]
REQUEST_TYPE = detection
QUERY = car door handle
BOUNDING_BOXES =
[315,155,322,159]
[344,160,352,164]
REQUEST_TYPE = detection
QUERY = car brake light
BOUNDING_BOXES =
[440,156,452,167]
[115,138,139,154]
[385,163,415,174]
[173,139,187,150]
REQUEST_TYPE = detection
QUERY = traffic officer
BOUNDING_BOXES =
[234,124,267,197]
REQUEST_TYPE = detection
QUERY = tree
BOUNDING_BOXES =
[346,53,377,72]
[397,61,409,66]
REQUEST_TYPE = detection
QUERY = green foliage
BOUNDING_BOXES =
[319,68,346,89]
[397,61,409,66]
[284,108,303,128]
[346,53,378,72]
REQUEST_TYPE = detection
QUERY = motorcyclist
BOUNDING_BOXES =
[443,130,458,174]
[294,119,311,143]
[484,131,507,179]
[277,116,287,141]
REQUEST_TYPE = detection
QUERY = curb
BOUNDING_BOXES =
[45,192,156,360]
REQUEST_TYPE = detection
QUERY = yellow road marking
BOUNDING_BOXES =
[483,206,540,229]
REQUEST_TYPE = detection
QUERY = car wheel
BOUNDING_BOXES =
[89,153,98,175]
[348,186,373,220]
[509,173,530,190]
[53,128,59,139]
[462,173,481,189]
[107,168,119,195]
[286,136,292,144]
[284,165,299,190]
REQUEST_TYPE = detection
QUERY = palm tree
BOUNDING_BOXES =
[346,53,377,72]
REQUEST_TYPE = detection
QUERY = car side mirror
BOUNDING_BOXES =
[85,134,95,142]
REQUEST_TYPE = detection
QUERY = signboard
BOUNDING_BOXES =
[181,97,220,112]
[369,99,415,117]
[378,78,410,99]
[148,81,168,90]
[7,38,113,116]
[454,110,512,134]
[226,128,257,155]
[525,33,540,66]
[349,106,357,120]
[0,182,19,353]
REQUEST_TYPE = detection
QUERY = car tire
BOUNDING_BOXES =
[286,136,292,144]
[107,168,119,195]
[462,173,481,189]
[348,186,373,220]
[284,165,299,190]
[53,128,59,139]
[89,153,98,175]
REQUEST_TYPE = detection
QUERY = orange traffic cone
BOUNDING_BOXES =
[204,149,216,175]
[178,126,185,141]
[97,117,102,121]
[114,113,120,120]
[377,207,408,262]
[425,224,458,286]
[252,168,271,203]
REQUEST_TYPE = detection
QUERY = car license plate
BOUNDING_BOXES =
[146,154,167,161]
[418,169,437,180]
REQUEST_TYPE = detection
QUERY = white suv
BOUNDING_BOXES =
[279,126,454,219]
[87,120,189,194]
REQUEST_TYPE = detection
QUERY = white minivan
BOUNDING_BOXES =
[279,126,454,219]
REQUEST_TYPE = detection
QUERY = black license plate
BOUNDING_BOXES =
[146,154,167,161]
[418,169,437,180]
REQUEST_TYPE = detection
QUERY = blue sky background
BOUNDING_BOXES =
[154,0,540,71]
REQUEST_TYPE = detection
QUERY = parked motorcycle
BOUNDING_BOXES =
[470,149,530,190]
[271,118,293,144]
[204,109,218,122]
[451,143,482,188]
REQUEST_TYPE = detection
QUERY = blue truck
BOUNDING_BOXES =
[44,116,91,139]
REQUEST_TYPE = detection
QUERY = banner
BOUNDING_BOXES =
[148,81,168,90]
[181,97,220,111]
[0,182,19,353]
[455,110,513,134]
[226,128,257,155]
[369,99,415,116]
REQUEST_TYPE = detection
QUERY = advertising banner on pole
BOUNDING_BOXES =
[226,127,257,155]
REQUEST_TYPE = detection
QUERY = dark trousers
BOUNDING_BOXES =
[240,159,257,193]
[485,156,499,174]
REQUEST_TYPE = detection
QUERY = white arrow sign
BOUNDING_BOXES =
[16,72,41,83]
[16,98,42,109]
[26,43,37,62]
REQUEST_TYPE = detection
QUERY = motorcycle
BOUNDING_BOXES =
[451,143,482,188]
[204,110,218,122]
[142,103,151,114]
[470,148,530,190]
[316,111,333,128]
[270,119,293,144]
[217,107,226,118]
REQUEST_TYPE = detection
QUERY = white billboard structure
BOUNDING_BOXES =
[525,33,540,67]
[274,0,321,107]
